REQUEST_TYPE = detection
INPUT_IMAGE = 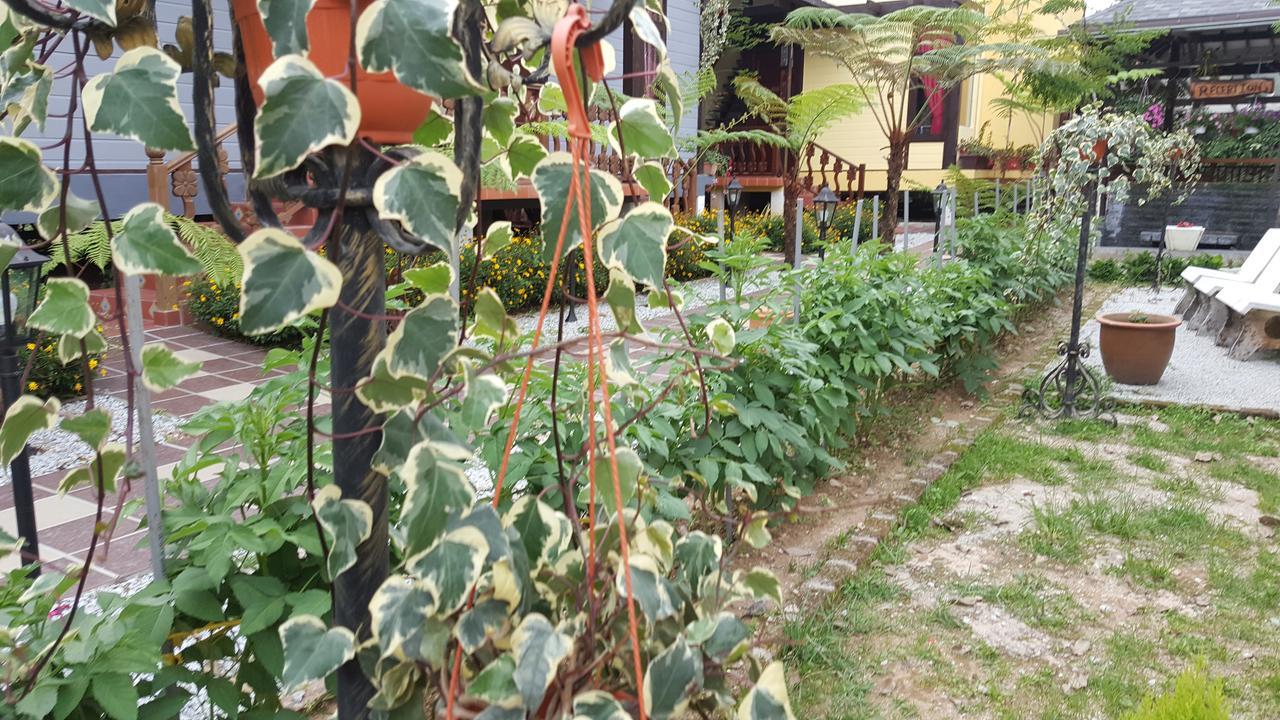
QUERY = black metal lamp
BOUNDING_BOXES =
[0,224,50,572]
[813,185,838,260]
[725,178,743,214]
[932,181,947,254]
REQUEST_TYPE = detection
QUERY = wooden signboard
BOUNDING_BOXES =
[1189,78,1276,101]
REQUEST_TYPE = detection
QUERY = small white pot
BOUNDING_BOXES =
[1164,225,1205,252]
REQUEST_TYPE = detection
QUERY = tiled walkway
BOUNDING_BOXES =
[0,325,292,585]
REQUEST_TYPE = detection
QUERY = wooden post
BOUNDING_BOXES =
[144,147,186,325]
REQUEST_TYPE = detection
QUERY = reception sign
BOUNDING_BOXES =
[1189,78,1275,101]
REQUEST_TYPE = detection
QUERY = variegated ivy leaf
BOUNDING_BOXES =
[56,328,106,364]
[469,654,518,704]
[674,531,722,589]
[532,153,623,262]
[504,131,547,180]
[258,0,318,57]
[507,495,571,568]
[28,278,95,338]
[580,447,641,514]
[456,599,509,654]
[599,201,672,288]
[743,511,771,549]
[633,161,672,202]
[536,83,566,114]
[617,554,677,623]
[60,408,111,450]
[373,409,466,476]
[644,636,703,720]
[402,262,453,296]
[609,97,675,160]
[471,287,517,343]
[405,525,488,614]
[511,613,572,711]
[358,356,430,414]
[687,612,750,662]
[705,317,736,355]
[0,231,18,270]
[460,365,506,429]
[312,484,374,579]
[483,221,513,256]
[64,0,116,25]
[484,97,518,147]
[628,4,667,59]
[112,203,202,276]
[58,443,126,494]
[279,615,356,691]
[0,395,59,465]
[370,575,441,661]
[573,690,630,720]
[604,270,644,336]
[0,137,56,213]
[636,520,675,572]
[738,567,783,608]
[606,339,638,387]
[398,441,475,555]
[36,192,98,241]
[238,228,342,335]
[652,60,683,126]
[140,344,202,392]
[377,293,459,381]
[253,55,359,179]
[1,60,52,133]
[356,0,481,100]
[83,48,194,152]
[372,151,462,258]
[737,662,797,720]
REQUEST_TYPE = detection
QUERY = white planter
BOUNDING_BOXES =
[1164,225,1205,252]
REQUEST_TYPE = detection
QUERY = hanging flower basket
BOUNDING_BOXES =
[232,0,433,143]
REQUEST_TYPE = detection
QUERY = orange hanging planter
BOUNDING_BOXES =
[231,0,433,144]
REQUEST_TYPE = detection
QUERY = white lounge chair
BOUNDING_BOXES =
[1176,230,1280,322]
[1192,255,1280,336]
[1210,283,1280,360]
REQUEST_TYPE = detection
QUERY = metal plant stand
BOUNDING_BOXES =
[1020,180,1116,424]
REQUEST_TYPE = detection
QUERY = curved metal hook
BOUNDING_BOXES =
[231,21,284,233]
[191,0,246,241]
[1,0,81,30]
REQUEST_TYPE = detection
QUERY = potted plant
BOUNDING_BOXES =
[1096,311,1181,385]
[1164,220,1205,252]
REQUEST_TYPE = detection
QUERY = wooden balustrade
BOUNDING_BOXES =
[1199,158,1280,184]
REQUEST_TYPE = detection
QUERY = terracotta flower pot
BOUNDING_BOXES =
[1080,138,1109,164]
[1096,312,1180,385]
[232,0,433,144]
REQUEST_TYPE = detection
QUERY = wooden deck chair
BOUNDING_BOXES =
[1212,280,1280,360]
[1176,230,1280,322]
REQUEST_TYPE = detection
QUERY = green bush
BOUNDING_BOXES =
[1087,252,1225,286]
[1121,661,1230,720]
[21,336,103,399]
[186,277,305,347]
[1088,257,1123,282]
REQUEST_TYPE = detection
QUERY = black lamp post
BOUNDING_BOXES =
[932,181,947,254]
[724,178,742,301]
[813,185,838,260]
[0,224,51,572]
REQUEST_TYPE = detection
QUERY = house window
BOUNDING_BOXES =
[909,81,947,141]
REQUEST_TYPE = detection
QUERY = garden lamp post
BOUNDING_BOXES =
[932,182,946,254]
[724,178,743,300]
[813,185,838,260]
[0,229,51,572]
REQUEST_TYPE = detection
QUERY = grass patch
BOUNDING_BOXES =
[1129,451,1169,473]
[950,574,1086,630]
[1129,407,1280,458]
[1022,504,1086,562]
[1208,550,1280,613]
[1206,459,1280,515]
[1108,554,1177,591]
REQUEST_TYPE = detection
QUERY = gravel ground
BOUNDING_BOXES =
[1080,287,1280,414]
[0,395,181,488]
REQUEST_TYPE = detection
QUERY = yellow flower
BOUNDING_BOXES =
[88,358,98,369]
[215,317,225,326]
[73,383,81,392]
[26,381,37,391]
[99,369,107,377]
[25,342,34,350]
[183,280,192,287]
[200,295,207,302]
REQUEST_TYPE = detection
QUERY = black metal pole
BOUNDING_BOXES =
[327,151,388,719]
[1061,180,1097,416]
[932,210,941,254]
[727,208,737,301]
[818,223,826,260]
[0,272,38,573]
[565,253,578,323]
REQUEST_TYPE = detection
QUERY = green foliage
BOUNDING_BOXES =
[44,212,242,285]
[21,333,105,399]
[186,276,305,347]
[1120,661,1231,720]
[1087,252,1225,286]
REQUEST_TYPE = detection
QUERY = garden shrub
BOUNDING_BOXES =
[21,335,105,399]
[1086,251,1225,286]
[1120,661,1230,720]
[186,277,305,347]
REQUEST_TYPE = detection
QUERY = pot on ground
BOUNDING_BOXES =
[1164,225,1205,252]
[1096,312,1180,385]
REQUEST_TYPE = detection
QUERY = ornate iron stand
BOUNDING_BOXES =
[1020,180,1117,424]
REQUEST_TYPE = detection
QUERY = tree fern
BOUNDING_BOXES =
[44,212,241,285]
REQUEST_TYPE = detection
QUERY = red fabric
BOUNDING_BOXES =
[917,42,945,135]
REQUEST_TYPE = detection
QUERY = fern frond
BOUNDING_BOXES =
[170,214,241,285]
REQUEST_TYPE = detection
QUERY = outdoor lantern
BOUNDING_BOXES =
[725,178,743,213]
[1,246,50,339]
[932,182,948,255]
[933,181,947,209]
[814,185,839,230]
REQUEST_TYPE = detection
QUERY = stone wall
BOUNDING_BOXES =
[1100,182,1280,251]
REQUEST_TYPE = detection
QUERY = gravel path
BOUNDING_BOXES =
[1080,287,1280,414]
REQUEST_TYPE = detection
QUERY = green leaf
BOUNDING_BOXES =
[469,654,518,704]
[140,344,202,392]
[238,228,342,335]
[57,444,126,494]
[512,613,572,711]
[285,588,331,617]
[0,395,59,465]
[230,574,288,635]
[687,612,750,661]
[471,287,518,342]
[505,132,547,179]
[738,568,782,607]
[373,151,462,257]
[413,109,453,146]
[257,0,318,57]
[456,599,509,654]
[91,673,138,720]
[705,317,736,355]
[14,684,56,719]
[279,615,356,690]
[356,0,480,99]
[312,484,374,579]
[56,328,106,365]
[405,526,486,614]
[376,293,459,381]
[0,137,56,213]
[402,262,453,295]
[483,221,513,256]
[644,636,703,720]
[604,270,644,335]
[581,447,641,515]
[610,98,676,159]
[358,356,430,414]
[111,203,202,276]
[397,441,475,555]
[1,60,52,132]
[572,690,630,720]
[532,153,623,262]
[253,54,359,178]
[370,575,440,661]
[60,408,110,450]
[743,511,771,549]
[83,48,194,152]
[599,202,672,288]
[460,365,506,429]
[36,192,99,241]
[633,161,672,202]
[737,662,796,720]
[0,236,19,272]
[28,278,95,338]
[484,96,518,146]
[617,554,676,623]
[65,0,116,25]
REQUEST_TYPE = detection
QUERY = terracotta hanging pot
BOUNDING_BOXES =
[232,0,433,144]
[1082,137,1108,164]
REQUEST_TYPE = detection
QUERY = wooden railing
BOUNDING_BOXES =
[1199,158,1280,184]
[146,123,238,219]
[716,138,866,198]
